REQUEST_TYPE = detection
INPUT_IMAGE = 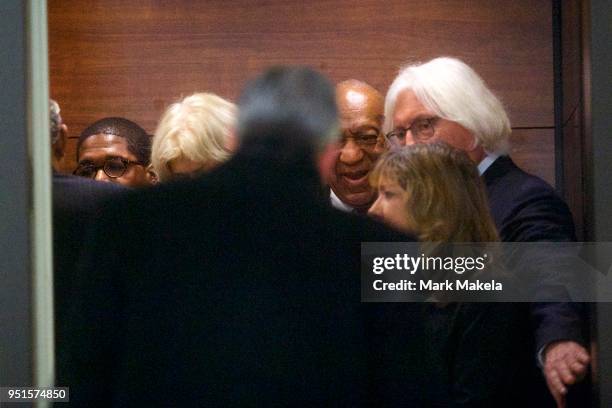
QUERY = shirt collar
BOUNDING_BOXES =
[477,152,501,176]
[330,189,354,212]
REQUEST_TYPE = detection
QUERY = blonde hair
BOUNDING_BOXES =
[384,57,511,155]
[370,143,499,243]
[151,93,236,181]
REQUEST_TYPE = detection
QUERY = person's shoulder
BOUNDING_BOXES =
[53,173,126,193]
[486,158,576,240]
[325,206,415,243]
[53,173,127,214]
[487,157,563,203]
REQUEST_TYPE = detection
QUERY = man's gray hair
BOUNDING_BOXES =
[384,57,511,155]
[237,66,339,153]
[50,99,62,144]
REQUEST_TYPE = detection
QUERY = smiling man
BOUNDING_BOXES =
[75,117,154,187]
[329,80,386,213]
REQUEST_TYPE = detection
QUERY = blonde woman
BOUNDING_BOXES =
[151,93,236,181]
[368,143,525,407]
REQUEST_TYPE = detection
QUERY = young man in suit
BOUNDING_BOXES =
[384,57,589,408]
[50,100,125,385]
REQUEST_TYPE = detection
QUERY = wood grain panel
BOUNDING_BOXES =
[562,0,584,123]
[560,0,586,239]
[509,128,555,187]
[562,111,585,239]
[59,138,80,175]
[49,0,554,170]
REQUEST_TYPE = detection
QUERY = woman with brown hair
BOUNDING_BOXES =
[368,142,498,243]
[367,142,525,407]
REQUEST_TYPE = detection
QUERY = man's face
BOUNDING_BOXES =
[329,85,385,209]
[77,133,151,187]
[392,90,483,162]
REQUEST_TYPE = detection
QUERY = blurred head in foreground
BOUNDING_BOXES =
[151,93,236,182]
[236,66,339,180]
[75,117,153,187]
[368,143,498,242]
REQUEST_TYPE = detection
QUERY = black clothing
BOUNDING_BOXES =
[483,156,583,350]
[52,172,125,384]
[483,156,586,406]
[66,143,410,407]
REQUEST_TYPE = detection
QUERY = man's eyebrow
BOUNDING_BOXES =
[349,125,380,133]
[395,114,433,127]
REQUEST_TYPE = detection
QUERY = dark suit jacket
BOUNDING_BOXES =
[65,143,411,407]
[367,301,526,408]
[483,156,583,348]
[483,156,586,406]
[52,172,125,384]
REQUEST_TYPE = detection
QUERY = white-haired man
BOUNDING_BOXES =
[384,57,589,408]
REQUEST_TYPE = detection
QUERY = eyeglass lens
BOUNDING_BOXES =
[74,158,127,178]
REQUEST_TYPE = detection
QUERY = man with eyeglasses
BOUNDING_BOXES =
[384,57,589,408]
[50,100,125,386]
[329,79,386,213]
[74,117,155,187]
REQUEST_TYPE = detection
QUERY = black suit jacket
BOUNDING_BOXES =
[52,172,125,384]
[483,156,585,406]
[367,301,526,408]
[482,156,583,348]
[65,144,411,407]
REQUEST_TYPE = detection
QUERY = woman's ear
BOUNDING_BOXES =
[146,164,159,185]
[225,129,239,152]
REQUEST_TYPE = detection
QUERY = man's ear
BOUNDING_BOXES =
[53,124,68,161]
[316,141,340,185]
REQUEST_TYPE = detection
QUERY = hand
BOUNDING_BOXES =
[543,341,590,408]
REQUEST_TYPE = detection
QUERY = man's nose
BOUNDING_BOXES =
[94,168,112,182]
[339,138,364,165]
[403,130,416,146]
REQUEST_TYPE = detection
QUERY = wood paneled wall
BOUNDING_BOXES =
[49,0,555,185]
[561,0,588,240]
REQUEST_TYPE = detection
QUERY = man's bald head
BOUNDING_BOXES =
[330,80,385,211]
[336,80,384,123]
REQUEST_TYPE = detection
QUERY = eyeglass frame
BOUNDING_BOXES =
[73,156,145,179]
[384,117,438,146]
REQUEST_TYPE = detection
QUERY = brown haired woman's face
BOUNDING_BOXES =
[367,178,415,233]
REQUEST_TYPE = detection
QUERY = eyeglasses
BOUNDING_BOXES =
[73,157,144,179]
[385,117,437,146]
